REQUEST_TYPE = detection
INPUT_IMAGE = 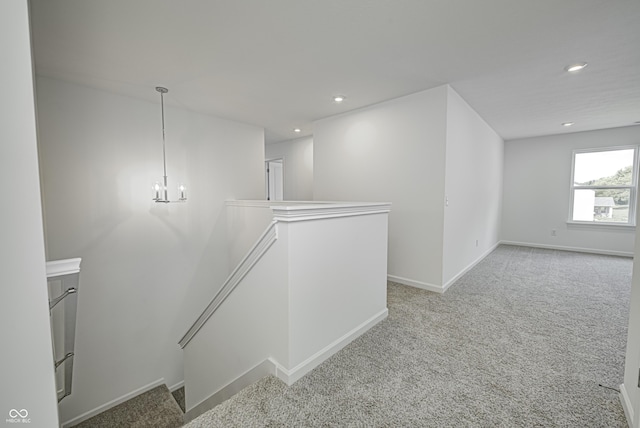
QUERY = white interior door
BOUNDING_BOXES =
[266,159,284,201]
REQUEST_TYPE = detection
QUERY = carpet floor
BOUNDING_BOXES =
[185,245,632,427]
[72,385,183,428]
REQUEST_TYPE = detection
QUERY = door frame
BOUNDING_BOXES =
[265,157,285,201]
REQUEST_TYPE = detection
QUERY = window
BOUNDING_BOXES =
[569,147,638,225]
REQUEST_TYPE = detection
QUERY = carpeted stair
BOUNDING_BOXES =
[72,385,184,428]
[171,387,186,414]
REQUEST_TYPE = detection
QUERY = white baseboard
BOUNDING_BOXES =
[442,242,500,290]
[620,383,634,428]
[272,308,389,385]
[499,240,633,258]
[390,241,629,297]
[61,378,166,428]
[388,242,499,294]
[169,380,184,392]
[388,275,445,293]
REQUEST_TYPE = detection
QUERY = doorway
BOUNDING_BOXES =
[265,158,284,201]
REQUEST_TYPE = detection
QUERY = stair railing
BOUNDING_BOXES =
[46,258,81,402]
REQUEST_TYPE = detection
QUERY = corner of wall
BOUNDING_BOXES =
[441,86,504,286]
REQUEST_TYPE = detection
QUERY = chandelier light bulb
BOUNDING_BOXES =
[153,182,161,200]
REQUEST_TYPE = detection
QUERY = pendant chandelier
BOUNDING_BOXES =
[152,86,187,203]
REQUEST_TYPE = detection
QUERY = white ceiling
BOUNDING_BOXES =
[29,0,640,143]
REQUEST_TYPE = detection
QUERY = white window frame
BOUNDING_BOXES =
[568,145,638,227]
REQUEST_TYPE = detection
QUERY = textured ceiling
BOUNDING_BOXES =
[29,0,640,143]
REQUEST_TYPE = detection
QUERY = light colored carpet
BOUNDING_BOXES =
[186,245,632,427]
[72,385,183,428]
[172,387,186,413]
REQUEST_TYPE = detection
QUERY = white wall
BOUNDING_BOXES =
[184,224,289,412]
[0,2,59,426]
[183,203,389,416]
[287,212,388,367]
[442,87,504,286]
[225,201,275,271]
[35,77,265,424]
[314,86,448,288]
[622,189,640,426]
[225,200,328,271]
[502,126,639,256]
[265,136,314,201]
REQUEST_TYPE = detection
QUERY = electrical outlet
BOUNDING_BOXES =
[475,239,479,247]
[551,229,557,237]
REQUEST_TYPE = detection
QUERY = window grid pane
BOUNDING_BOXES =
[573,149,634,186]
[572,189,631,223]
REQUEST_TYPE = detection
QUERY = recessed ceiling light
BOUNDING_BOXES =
[565,62,588,73]
[333,95,346,103]
[293,128,301,133]
[562,122,574,127]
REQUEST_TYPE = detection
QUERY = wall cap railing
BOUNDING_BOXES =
[46,258,82,279]
[272,202,391,222]
[179,202,391,349]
